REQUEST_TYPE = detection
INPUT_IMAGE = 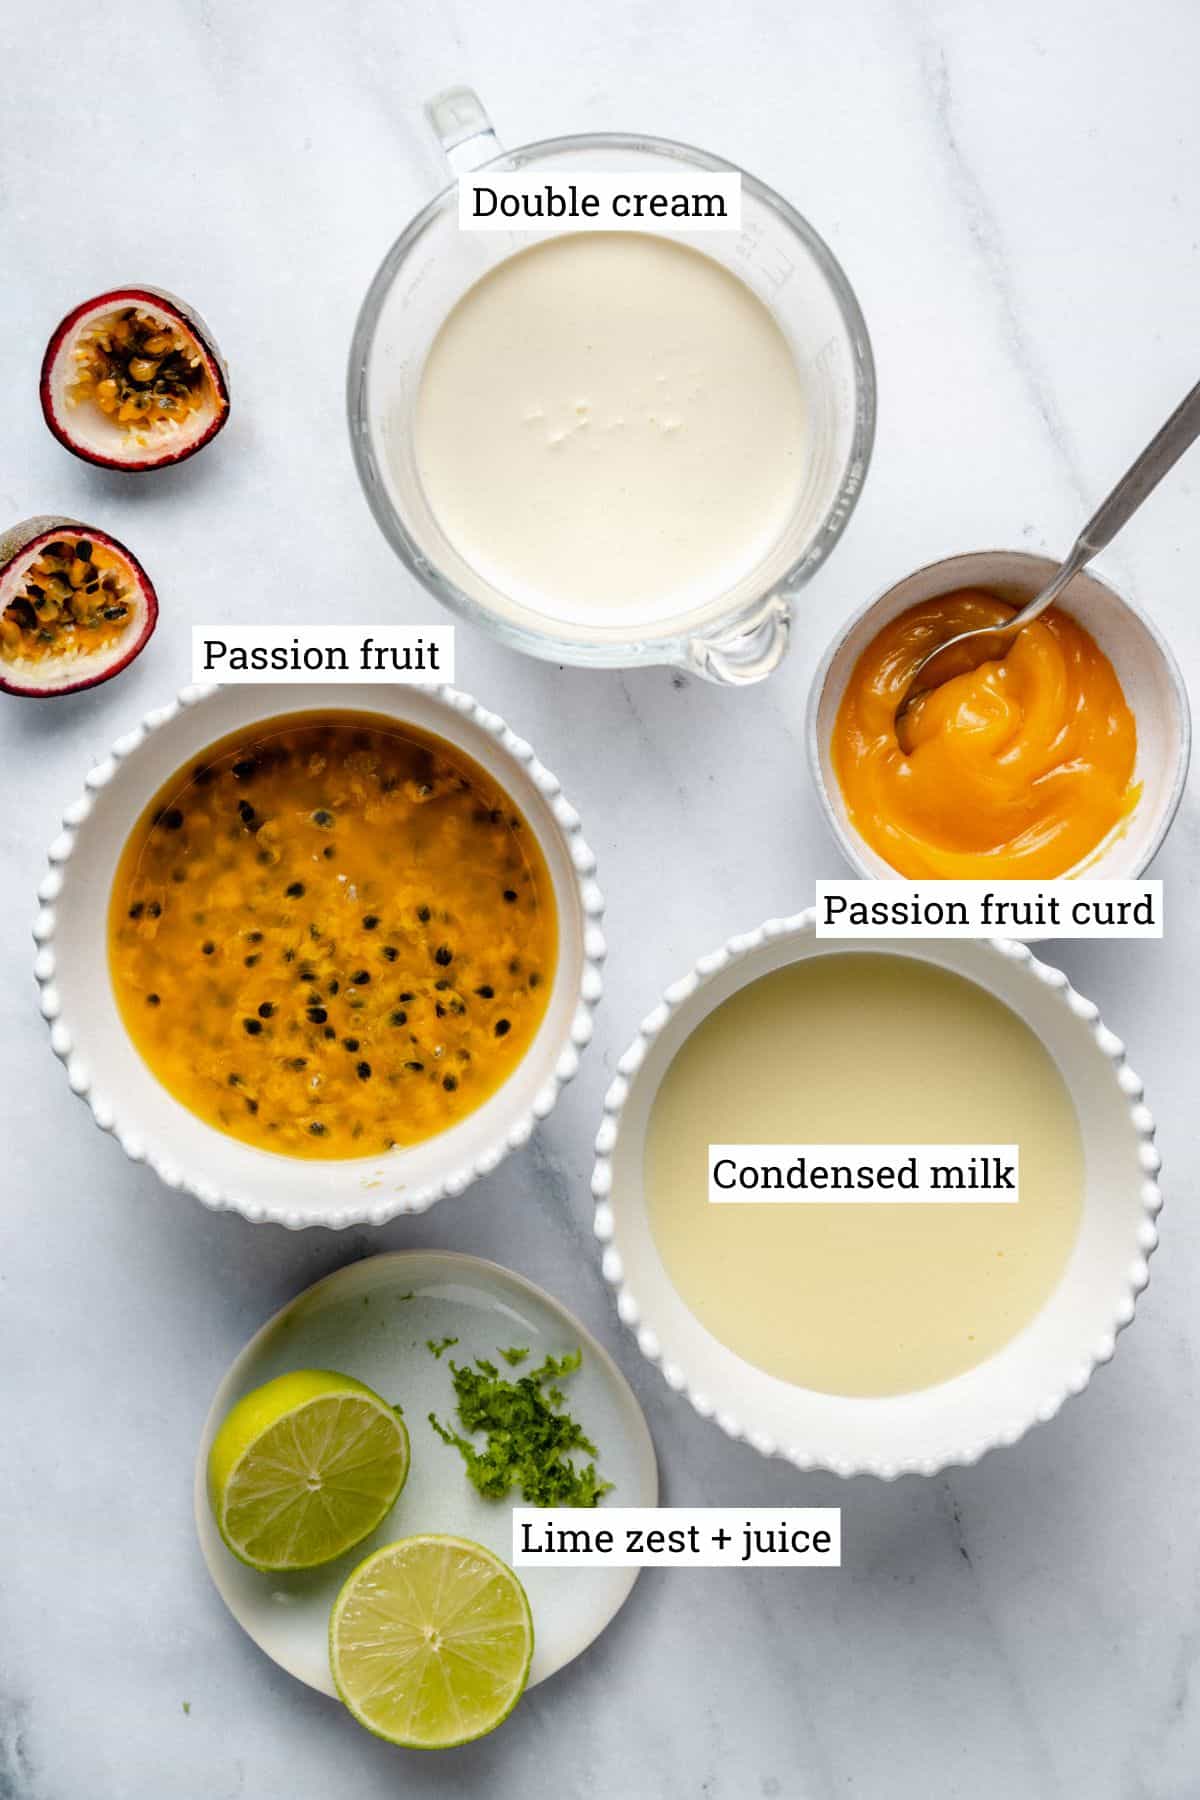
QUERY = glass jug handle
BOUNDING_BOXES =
[426,87,504,176]
[686,595,791,686]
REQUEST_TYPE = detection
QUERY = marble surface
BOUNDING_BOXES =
[2,1,1199,1795]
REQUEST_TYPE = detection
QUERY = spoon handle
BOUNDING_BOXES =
[1077,375,1200,557]
[1010,377,1200,629]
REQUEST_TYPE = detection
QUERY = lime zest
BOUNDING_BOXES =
[428,1348,612,1507]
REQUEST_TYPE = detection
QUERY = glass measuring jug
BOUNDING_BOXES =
[348,89,876,685]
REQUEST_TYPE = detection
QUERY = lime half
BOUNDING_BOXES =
[207,1369,409,1572]
[330,1534,534,1748]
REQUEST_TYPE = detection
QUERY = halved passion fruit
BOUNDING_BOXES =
[0,517,157,697]
[40,288,229,471]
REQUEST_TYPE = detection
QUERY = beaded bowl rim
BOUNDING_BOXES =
[34,680,606,1229]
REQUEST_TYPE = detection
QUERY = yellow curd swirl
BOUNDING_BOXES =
[832,589,1140,879]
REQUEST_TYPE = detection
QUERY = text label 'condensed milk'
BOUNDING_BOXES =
[458,172,742,233]
[709,1145,1021,1203]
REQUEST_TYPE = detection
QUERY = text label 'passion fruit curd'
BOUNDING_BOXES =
[108,711,556,1158]
[645,954,1083,1397]
[832,590,1140,879]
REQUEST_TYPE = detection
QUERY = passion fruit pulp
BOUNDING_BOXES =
[0,517,157,697]
[40,288,229,471]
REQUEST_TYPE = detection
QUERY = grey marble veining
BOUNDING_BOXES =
[2,2,1199,1796]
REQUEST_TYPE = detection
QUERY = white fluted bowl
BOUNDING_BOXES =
[35,682,605,1229]
[592,912,1160,1478]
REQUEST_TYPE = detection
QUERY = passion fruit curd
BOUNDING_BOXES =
[831,589,1140,878]
[107,710,556,1158]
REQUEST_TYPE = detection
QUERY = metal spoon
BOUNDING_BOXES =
[894,377,1200,750]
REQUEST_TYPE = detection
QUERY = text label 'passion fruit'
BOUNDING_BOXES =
[192,626,454,683]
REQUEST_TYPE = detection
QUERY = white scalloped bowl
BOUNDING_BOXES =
[592,913,1160,1478]
[35,682,605,1228]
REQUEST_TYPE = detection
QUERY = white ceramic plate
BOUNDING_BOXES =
[195,1251,657,1693]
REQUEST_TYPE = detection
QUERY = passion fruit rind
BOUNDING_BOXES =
[40,286,230,472]
[0,516,157,697]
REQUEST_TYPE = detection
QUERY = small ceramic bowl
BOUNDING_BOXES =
[34,682,605,1229]
[807,549,1191,880]
[591,913,1160,1479]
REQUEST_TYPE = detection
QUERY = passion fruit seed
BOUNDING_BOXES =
[70,307,208,431]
